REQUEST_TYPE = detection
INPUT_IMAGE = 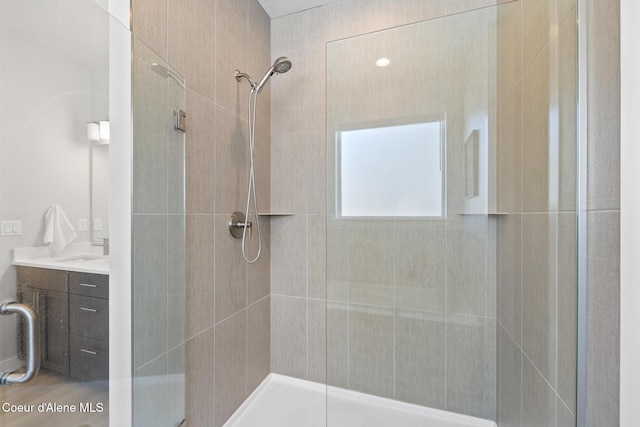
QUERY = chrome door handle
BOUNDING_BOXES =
[0,301,40,385]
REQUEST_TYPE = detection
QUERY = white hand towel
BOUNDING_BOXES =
[43,205,77,253]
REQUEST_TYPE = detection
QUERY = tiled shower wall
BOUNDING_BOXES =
[495,1,578,426]
[132,1,272,426]
[496,1,621,426]
[270,0,505,420]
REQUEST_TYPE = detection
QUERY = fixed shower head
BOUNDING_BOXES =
[255,57,292,93]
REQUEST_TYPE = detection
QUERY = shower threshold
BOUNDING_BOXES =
[224,374,497,427]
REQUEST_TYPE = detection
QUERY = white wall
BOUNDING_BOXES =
[620,0,639,424]
[0,0,109,366]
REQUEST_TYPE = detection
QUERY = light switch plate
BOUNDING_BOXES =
[1,220,22,236]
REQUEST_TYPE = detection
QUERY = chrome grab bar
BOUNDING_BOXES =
[0,301,40,385]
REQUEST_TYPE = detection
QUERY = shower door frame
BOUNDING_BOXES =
[108,1,133,425]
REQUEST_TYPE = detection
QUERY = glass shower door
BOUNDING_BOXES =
[326,1,578,426]
[131,37,187,427]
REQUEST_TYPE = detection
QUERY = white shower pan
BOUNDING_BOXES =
[224,374,497,427]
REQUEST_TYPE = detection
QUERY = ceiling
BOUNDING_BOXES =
[257,0,337,18]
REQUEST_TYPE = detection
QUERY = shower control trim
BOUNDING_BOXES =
[229,211,252,239]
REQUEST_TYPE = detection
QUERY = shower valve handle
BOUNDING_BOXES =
[229,212,252,239]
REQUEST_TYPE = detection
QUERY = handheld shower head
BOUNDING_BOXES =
[255,57,292,93]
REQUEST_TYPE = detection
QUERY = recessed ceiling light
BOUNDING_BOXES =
[376,57,391,67]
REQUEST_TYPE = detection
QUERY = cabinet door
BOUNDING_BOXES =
[16,286,69,375]
[38,288,69,375]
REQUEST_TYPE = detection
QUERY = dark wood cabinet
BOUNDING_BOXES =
[16,266,109,381]
[68,271,109,381]
[17,267,69,376]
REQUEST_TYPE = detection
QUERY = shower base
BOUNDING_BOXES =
[224,374,497,427]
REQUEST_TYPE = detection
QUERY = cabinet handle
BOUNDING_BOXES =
[79,283,97,288]
[80,307,97,313]
[80,349,97,355]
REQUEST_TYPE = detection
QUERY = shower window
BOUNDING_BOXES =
[336,119,445,218]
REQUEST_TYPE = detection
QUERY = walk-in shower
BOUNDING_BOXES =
[232,57,292,263]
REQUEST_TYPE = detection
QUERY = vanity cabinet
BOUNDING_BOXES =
[16,267,109,381]
[68,272,109,381]
[16,267,69,375]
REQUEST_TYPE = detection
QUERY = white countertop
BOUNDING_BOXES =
[12,244,109,275]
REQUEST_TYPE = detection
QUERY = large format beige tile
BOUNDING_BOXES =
[522,0,557,69]
[557,396,575,427]
[168,215,186,349]
[521,213,556,385]
[557,0,576,26]
[307,299,327,383]
[498,213,522,344]
[214,214,247,322]
[497,0,522,95]
[248,0,270,53]
[133,355,170,427]
[270,131,308,214]
[133,45,169,214]
[447,7,494,114]
[497,82,522,214]
[247,297,270,392]
[214,106,249,214]
[326,301,349,389]
[133,293,168,370]
[214,310,248,427]
[186,214,216,338]
[586,210,620,426]
[394,223,446,313]
[134,214,168,297]
[522,355,555,427]
[586,0,620,211]
[326,220,350,302]
[186,327,215,427]
[521,39,557,213]
[167,345,186,424]
[271,47,308,134]
[132,0,167,61]
[248,219,270,304]
[168,0,216,100]
[558,16,577,212]
[306,129,327,215]
[497,326,522,427]
[185,89,216,214]
[395,309,446,409]
[557,212,576,411]
[349,305,394,399]
[270,295,307,378]
[347,225,394,308]
[308,215,327,300]
[215,0,248,116]
[447,217,493,317]
[270,215,307,297]
[446,315,496,419]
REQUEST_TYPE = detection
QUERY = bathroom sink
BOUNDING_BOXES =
[53,254,106,263]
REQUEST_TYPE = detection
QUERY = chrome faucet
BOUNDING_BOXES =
[91,237,110,255]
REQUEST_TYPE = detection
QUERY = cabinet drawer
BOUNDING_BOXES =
[69,294,109,341]
[69,272,109,299]
[16,267,67,292]
[70,334,108,381]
